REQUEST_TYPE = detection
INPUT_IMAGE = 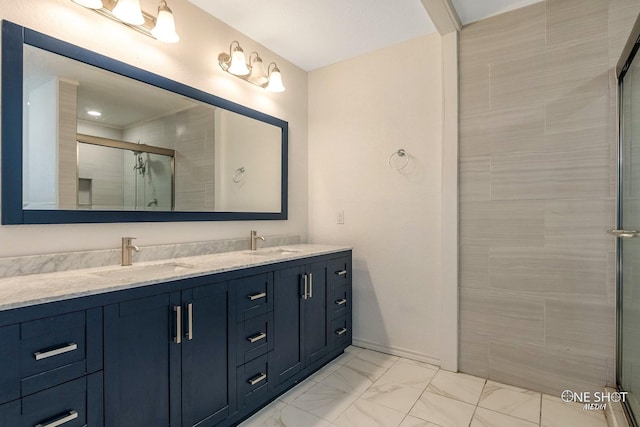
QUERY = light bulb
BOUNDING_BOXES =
[248,56,268,85]
[266,65,285,92]
[113,0,145,25]
[72,0,104,9]
[151,1,180,43]
[228,44,250,76]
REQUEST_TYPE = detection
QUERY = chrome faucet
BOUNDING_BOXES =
[121,237,140,266]
[250,230,265,251]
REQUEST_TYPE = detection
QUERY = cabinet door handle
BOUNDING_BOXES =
[173,305,182,344]
[248,292,267,301]
[186,303,194,341]
[248,373,267,386]
[335,299,347,306]
[248,332,267,343]
[302,274,308,300]
[35,410,78,427]
[336,270,347,276]
[34,343,78,361]
[336,327,347,336]
[309,273,313,298]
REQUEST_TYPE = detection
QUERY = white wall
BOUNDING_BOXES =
[308,34,444,363]
[215,109,281,212]
[0,0,308,257]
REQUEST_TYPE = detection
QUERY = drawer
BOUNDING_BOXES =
[330,281,351,320]
[21,311,86,378]
[22,376,88,427]
[237,312,274,366]
[328,257,350,287]
[19,309,103,396]
[0,325,20,405]
[237,354,270,409]
[235,273,273,321]
[331,315,352,349]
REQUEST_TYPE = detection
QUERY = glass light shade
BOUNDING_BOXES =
[72,0,104,9]
[113,0,145,25]
[266,67,285,92]
[228,47,250,76]
[248,58,268,85]
[151,6,179,43]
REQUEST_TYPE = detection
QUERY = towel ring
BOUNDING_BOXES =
[388,149,409,171]
[233,167,246,183]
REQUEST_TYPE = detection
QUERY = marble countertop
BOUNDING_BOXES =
[0,244,351,312]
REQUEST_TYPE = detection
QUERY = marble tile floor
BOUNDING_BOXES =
[239,346,609,427]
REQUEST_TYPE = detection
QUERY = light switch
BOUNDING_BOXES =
[337,210,344,224]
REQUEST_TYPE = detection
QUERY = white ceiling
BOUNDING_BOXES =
[187,0,543,71]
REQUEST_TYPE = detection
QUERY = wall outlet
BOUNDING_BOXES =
[337,210,344,224]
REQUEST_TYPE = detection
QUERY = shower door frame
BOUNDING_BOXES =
[616,12,640,427]
[76,133,176,211]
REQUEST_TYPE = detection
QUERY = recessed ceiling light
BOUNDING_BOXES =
[87,110,102,117]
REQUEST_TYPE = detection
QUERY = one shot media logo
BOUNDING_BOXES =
[561,390,628,411]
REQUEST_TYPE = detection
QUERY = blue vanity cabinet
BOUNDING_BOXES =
[269,260,331,391]
[104,280,235,427]
[0,307,104,427]
[328,256,353,346]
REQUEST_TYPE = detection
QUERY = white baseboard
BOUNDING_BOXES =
[352,337,441,367]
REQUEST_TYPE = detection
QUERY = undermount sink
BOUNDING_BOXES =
[243,247,303,256]
[92,261,197,279]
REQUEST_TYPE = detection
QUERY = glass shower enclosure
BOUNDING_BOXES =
[615,16,640,427]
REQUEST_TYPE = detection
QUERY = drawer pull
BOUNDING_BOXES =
[36,410,78,427]
[34,343,78,361]
[336,327,348,336]
[248,373,267,386]
[335,299,347,306]
[248,292,267,301]
[336,270,347,276]
[248,332,267,343]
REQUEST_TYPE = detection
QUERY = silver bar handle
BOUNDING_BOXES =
[608,229,640,238]
[248,332,267,343]
[309,273,313,298]
[302,274,308,300]
[248,373,267,386]
[249,292,267,301]
[174,305,182,344]
[187,303,193,341]
[34,343,78,361]
[336,270,347,276]
[36,410,79,427]
[336,327,347,336]
[336,299,347,306]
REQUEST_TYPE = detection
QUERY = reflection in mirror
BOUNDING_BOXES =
[22,44,282,213]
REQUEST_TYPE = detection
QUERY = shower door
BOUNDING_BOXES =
[616,36,640,427]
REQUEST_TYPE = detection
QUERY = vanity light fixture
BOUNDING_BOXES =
[71,0,180,43]
[87,110,102,117]
[218,42,286,92]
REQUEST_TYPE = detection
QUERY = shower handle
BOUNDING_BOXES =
[608,229,640,238]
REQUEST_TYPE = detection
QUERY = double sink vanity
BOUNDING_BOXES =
[0,242,352,427]
[0,19,351,427]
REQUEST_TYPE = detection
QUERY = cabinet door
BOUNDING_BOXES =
[304,261,330,365]
[270,266,305,388]
[181,282,235,427]
[104,292,181,427]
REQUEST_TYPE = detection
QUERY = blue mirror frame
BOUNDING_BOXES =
[1,20,288,224]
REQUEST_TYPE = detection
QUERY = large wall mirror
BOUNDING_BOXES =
[1,20,288,224]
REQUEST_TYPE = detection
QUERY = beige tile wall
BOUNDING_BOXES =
[459,0,640,395]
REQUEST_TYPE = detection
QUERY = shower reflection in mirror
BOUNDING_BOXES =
[76,135,175,211]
